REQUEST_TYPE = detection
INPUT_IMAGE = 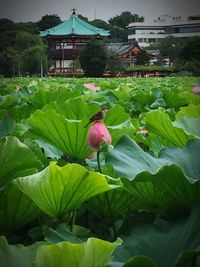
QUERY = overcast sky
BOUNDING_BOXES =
[0,0,200,23]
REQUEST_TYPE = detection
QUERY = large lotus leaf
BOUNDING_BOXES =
[0,114,15,138]
[122,255,158,267]
[106,136,200,211]
[122,165,200,211]
[35,237,121,267]
[28,109,92,161]
[173,104,200,140]
[105,105,134,145]
[0,236,39,267]
[176,104,200,119]
[173,117,200,140]
[0,136,43,188]
[0,183,41,234]
[106,135,163,179]
[144,109,192,147]
[87,188,148,220]
[175,250,200,267]
[130,90,156,109]
[109,256,158,267]
[105,105,130,126]
[56,97,100,120]
[162,89,189,109]
[14,162,121,218]
[30,86,80,108]
[181,91,200,105]
[112,201,200,267]
[159,140,200,182]
[45,223,83,243]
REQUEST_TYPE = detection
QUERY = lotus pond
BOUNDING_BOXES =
[0,76,200,267]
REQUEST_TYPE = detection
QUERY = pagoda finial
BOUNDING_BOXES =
[71,6,77,15]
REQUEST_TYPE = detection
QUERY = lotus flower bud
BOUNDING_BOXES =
[87,121,111,150]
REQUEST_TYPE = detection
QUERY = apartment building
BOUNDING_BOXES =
[128,15,200,47]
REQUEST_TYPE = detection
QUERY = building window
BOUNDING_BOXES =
[149,38,156,43]
[56,42,73,49]
[128,29,136,34]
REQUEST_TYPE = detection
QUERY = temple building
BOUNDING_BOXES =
[40,8,109,76]
[106,41,141,67]
[40,8,142,76]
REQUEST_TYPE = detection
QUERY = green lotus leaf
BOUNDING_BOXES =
[0,114,15,138]
[55,97,100,119]
[106,136,163,179]
[176,104,200,119]
[29,109,92,161]
[112,201,200,267]
[0,183,41,234]
[106,136,200,212]
[105,105,134,145]
[14,162,121,218]
[45,223,83,243]
[175,250,200,267]
[123,255,158,267]
[162,89,188,109]
[122,165,200,211]
[35,237,121,267]
[159,140,200,182]
[0,136,43,188]
[87,188,145,220]
[173,104,200,140]
[0,236,39,267]
[144,109,192,147]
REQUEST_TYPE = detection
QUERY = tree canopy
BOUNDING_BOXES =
[79,39,107,77]
[37,14,62,31]
[108,11,144,28]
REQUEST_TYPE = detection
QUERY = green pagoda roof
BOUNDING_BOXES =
[40,10,109,37]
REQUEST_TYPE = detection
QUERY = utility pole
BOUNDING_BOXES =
[40,57,43,78]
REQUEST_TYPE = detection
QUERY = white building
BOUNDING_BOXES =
[128,15,200,47]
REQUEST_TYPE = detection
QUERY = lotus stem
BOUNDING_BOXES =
[71,209,77,233]
[97,150,117,240]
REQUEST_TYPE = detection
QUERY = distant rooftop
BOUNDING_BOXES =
[106,41,141,57]
[40,8,109,37]
[129,14,200,27]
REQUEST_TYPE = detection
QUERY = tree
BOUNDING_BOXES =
[20,45,48,76]
[179,36,200,61]
[90,19,110,30]
[135,50,150,65]
[149,36,185,65]
[78,14,89,22]
[108,11,144,28]
[79,39,107,77]
[0,19,16,51]
[106,50,125,75]
[15,22,39,34]
[0,48,18,77]
[37,14,62,31]
[16,32,43,51]
[15,32,48,76]
[108,26,129,42]
[176,37,200,75]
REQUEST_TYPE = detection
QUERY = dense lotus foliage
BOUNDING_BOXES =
[0,76,200,267]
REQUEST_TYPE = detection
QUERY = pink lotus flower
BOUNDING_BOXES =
[84,83,101,91]
[192,87,200,94]
[87,121,111,150]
